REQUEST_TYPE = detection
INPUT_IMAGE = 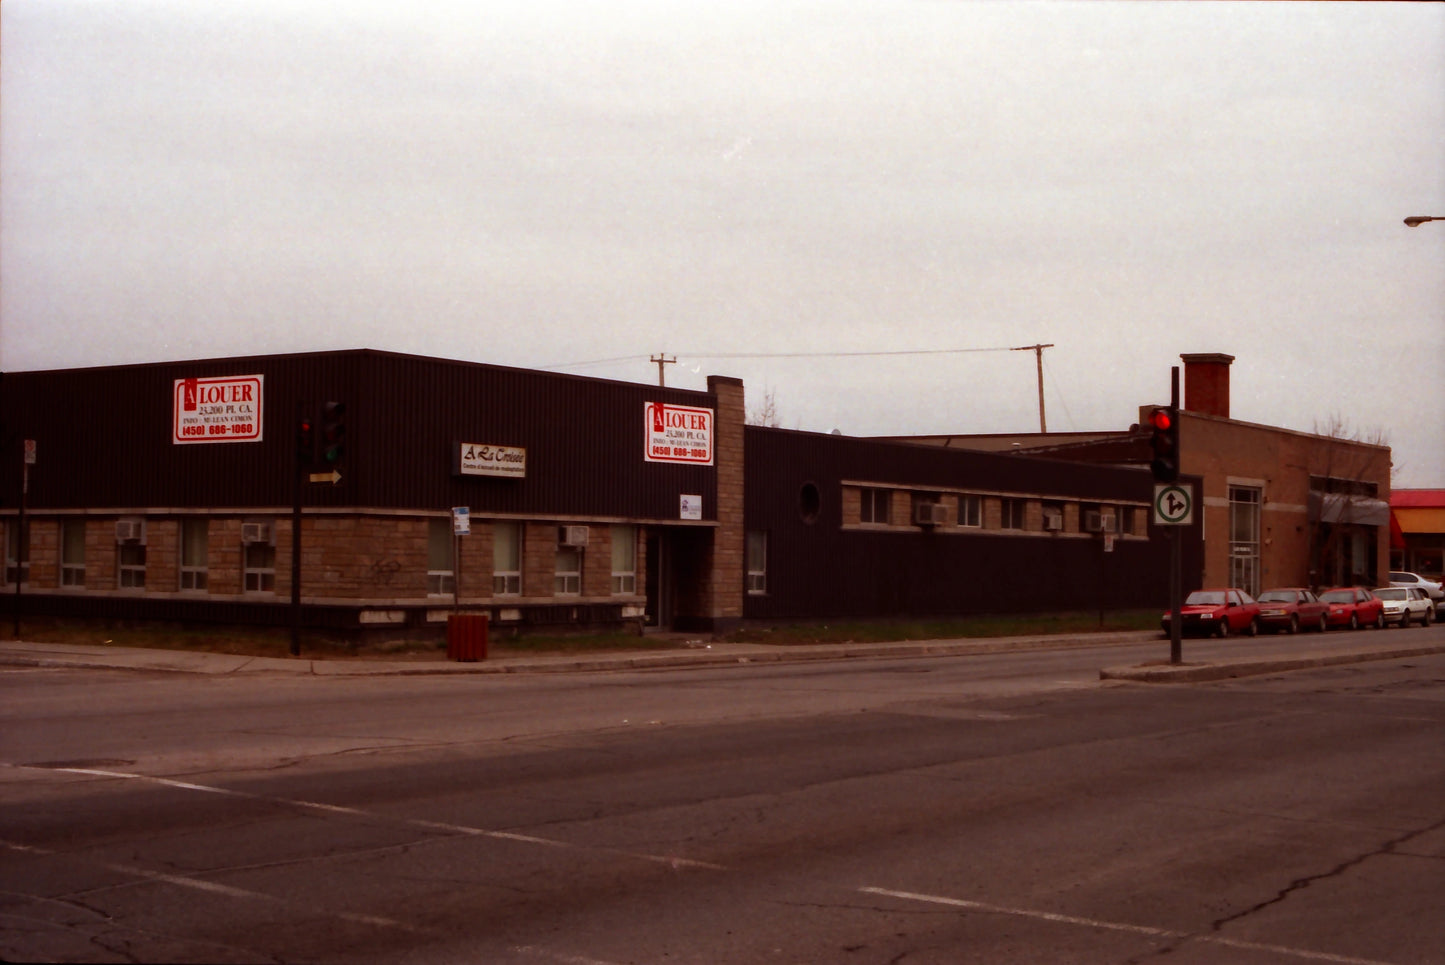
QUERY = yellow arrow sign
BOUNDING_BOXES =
[308,470,342,485]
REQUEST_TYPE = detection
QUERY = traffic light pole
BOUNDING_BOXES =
[1168,367,1183,664]
[291,402,308,657]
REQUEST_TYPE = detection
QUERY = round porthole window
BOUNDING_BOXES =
[799,482,821,524]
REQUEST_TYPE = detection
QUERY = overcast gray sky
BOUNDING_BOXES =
[3,0,1443,486]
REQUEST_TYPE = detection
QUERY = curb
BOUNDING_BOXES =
[1099,643,1445,683]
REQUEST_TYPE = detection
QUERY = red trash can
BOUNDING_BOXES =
[446,613,489,662]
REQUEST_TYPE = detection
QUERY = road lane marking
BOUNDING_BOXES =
[1,839,418,932]
[24,765,727,872]
[859,887,1399,965]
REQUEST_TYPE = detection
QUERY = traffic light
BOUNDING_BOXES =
[296,412,315,466]
[319,401,346,467]
[1148,406,1180,482]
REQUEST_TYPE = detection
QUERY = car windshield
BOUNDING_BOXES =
[1374,589,1406,601]
[1257,591,1294,603]
[1320,590,1354,603]
[1185,591,1226,606]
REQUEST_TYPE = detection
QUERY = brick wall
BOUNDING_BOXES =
[704,376,745,624]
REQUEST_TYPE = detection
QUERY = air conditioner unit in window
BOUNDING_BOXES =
[1082,510,1103,533]
[115,519,145,543]
[241,521,274,545]
[559,525,590,547]
[1043,512,1064,532]
[914,502,947,526]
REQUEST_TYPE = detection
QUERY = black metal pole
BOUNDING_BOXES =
[12,459,28,638]
[291,406,304,657]
[1169,366,1183,664]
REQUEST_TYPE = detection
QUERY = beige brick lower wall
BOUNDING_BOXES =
[3,513,649,608]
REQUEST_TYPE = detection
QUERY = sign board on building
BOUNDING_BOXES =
[456,443,527,478]
[173,375,264,444]
[452,506,471,536]
[680,494,703,520]
[645,402,714,465]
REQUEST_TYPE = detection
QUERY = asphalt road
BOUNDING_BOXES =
[2,635,1443,964]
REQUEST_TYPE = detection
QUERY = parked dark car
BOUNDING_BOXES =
[1319,587,1386,630]
[1255,587,1329,634]
[1161,588,1259,638]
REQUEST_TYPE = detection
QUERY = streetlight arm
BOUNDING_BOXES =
[1404,216,1445,227]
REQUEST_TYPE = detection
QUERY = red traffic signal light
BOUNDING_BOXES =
[1149,406,1180,482]
[296,415,315,465]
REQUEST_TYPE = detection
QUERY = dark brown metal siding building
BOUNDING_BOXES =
[743,426,1202,619]
[1,350,718,517]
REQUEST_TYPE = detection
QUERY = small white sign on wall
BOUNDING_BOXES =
[680,494,703,520]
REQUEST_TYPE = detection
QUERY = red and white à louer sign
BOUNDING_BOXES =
[173,375,264,444]
[645,401,714,465]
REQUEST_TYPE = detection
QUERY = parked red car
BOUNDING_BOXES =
[1318,587,1386,631]
[1161,588,1260,637]
[1255,587,1330,634]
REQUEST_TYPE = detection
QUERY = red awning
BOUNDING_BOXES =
[1390,510,1407,550]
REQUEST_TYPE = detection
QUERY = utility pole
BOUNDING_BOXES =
[649,354,676,387]
[1011,343,1054,432]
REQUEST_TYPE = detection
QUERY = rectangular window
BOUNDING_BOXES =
[746,530,767,594]
[179,518,208,591]
[243,542,276,593]
[860,488,891,524]
[5,521,29,586]
[554,546,582,595]
[1000,498,1026,531]
[60,520,83,587]
[427,517,455,596]
[493,521,521,596]
[1229,485,1262,596]
[117,544,146,589]
[611,525,637,595]
[958,494,981,528]
[117,519,146,589]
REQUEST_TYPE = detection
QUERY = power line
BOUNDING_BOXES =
[541,345,1017,369]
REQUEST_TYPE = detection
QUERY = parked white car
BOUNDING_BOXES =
[1374,586,1435,627]
[1389,571,1444,614]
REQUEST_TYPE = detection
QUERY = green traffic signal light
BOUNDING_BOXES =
[320,401,346,466]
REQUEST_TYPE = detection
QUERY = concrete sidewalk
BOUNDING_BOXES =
[2,629,1442,681]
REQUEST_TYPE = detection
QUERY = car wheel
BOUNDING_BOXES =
[1349,613,1359,631]
[1217,620,1230,638]
[1375,611,1386,630]
[1400,610,1410,629]
[1318,614,1328,632]
[1287,615,1299,635]
[1425,608,1434,627]
[1246,618,1259,637]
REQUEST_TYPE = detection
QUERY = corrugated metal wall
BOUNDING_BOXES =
[743,426,1203,619]
[1,350,718,521]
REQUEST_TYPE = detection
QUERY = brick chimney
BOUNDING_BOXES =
[1180,353,1234,419]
